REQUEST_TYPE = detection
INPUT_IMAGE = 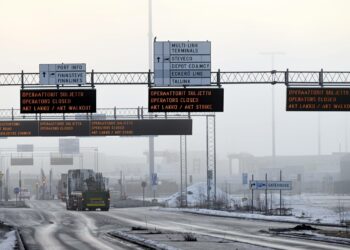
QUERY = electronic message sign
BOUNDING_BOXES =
[20,89,96,113]
[0,119,192,137]
[39,121,90,136]
[90,120,192,136]
[287,87,350,111]
[148,88,224,112]
[0,121,37,137]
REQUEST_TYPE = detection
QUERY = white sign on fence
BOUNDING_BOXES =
[154,41,211,86]
[39,63,86,85]
[250,180,292,190]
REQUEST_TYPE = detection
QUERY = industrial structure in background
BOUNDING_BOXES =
[66,169,110,211]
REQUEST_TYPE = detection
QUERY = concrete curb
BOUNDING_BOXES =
[108,231,179,250]
[14,228,26,250]
[0,222,26,250]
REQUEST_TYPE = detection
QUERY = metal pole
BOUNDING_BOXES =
[49,168,52,199]
[185,135,188,207]
[0,157,2,201]
[206,116,210,205]
[149,137,155,189]
[148,0,155,191]
[5,168,9,202]
[19,171,22,201]
[318,113,321,155]
[280,170,282,215]
[96,148,100,172]
[260,52,285,167]
[142,187,145,206]
[148,0,153,70]
[180,136,183,207]
[345,115,348,152]
[251,174,254,213]
[272,83,276,166]
[214,116,217,202]
[265,173,268,214]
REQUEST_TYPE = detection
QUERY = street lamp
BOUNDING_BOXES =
[260,52,285,166]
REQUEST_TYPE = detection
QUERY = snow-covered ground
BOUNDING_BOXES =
[162,183,350,225]
[0,230,17,250]
[164,182,226,207]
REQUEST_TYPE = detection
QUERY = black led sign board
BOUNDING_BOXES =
[287,87,350,111]
[148,88,224,112]
[90,120,192,136]
[20,89,96,113]
[0,119,192,137]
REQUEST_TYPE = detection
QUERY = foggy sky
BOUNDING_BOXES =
[0,0,350,161]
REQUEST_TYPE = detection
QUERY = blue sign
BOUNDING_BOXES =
[151,173,158,186]
[250,180,292,190]
[14,187,20,194]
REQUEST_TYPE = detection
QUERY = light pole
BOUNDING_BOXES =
[148,0,155,189]
[260,52,285,167]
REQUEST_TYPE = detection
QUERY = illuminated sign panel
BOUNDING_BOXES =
[148,88,224,112]
[0,121,37,137]
[0,119,192,137]
[90,120,192,136]
[20,89,96,113]
[39,121,90,136]
[287,87,350,111]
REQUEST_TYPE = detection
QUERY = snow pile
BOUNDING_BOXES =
[164,182,238,207]
[0,230,17,250]
[160,207,345,226]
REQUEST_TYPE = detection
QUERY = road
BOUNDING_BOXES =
[0,200,348,250]
[0,200,143,250]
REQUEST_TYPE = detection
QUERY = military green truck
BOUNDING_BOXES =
[66,169,110,211]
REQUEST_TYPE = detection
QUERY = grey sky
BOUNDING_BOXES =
[0,0,350,158]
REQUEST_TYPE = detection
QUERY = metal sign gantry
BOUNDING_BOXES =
[0,107,216,206]
[4,68,348,206]
[1,70,350,86]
